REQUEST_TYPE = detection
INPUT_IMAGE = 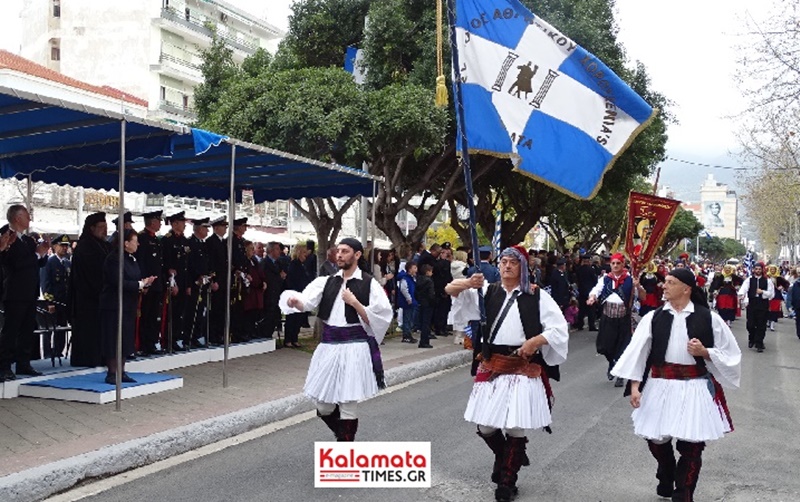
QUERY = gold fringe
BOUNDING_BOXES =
[436,75,448,107]
[435,0,447,107]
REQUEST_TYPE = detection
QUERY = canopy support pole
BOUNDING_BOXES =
[115,119,127,411]
[223,144,236,388]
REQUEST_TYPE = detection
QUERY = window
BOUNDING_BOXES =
[52,0,60,18]
[182,95,189,110]
[185,7,190,21]
[160,86,166,101]
[50,39,61,61]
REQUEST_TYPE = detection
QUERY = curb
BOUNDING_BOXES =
[0,350,471,502]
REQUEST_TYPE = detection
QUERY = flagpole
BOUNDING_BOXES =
[446,0,487,330]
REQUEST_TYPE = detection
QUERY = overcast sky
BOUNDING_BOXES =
[0,0,772,201]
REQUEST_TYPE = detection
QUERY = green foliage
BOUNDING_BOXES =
[200,67,369,165]
[194,36,238,122]
[278,0,370,70]
[660,207,704,255]
[720,237,747,260]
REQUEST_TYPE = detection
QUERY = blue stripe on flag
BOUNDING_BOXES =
[460,83,514,154]
[344,47,358,74]
[558,47,653,124]
[455,0,530,52]
[519,112,613,196]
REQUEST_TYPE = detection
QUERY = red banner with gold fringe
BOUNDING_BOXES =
[625,191,681,273]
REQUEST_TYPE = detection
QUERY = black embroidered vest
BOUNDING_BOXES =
[317,273,373,324]
[747,276,769,310]
[650,304,713,366]
[484,283,542,339]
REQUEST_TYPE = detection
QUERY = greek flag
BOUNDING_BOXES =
[453,0,656,199]
[743,251,755,275]
[344,46,367,84]
[492,206,502,258]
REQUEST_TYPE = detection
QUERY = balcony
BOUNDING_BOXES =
[150,51,203,85]
[154,7,260,55]
[157,99,197,121]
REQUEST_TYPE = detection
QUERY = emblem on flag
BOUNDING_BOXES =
[452,0,656,199]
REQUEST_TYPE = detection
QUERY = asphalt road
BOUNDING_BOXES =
[71,317,800,502]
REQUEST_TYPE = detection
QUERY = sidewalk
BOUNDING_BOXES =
[0,331,472,502]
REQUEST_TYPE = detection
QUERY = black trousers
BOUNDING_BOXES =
[184,287,207,343]
[418,305,434,345]
[168,292,188,346]
[746,307,768,346]
[0,301,36,369]
[139,289,163,351]
[209,286,227,343]
[575,295,596,329]
[596,314,632,364]
[42,303,68,358]
[433,295,451,335]
[284,312,306,344]
[260,302,281,339]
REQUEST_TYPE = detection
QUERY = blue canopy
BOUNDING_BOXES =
[0,86,380,202]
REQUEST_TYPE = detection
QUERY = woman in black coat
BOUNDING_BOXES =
[69,212,112,367]
[99,229,156,384]
[284,244,312,348]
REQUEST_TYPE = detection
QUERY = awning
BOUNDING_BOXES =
[0,86,380,202]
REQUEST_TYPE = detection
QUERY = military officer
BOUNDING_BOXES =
[186,217,215,348]
[135,210,165,356]
[162,211,191,351]
[40,234,72,359]
[230,217,249,341]
[206,217,228,344]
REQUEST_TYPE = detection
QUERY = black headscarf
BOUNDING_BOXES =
[668,268,708,309]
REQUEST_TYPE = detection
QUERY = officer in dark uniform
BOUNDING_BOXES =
[162,211,191,351]
[135,210,165,356]
[40,234,72,359]
[109,211,134,243]
[230,217,249,341]
[206,217,228,345]
[186,217,214,348]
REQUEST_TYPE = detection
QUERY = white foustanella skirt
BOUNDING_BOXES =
[632,377,731,442]
[464,374,552,430]
[304,341,378,403]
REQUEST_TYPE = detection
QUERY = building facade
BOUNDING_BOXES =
[699,174,738,240]
[20,0,284,123]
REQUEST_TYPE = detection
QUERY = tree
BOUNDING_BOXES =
[721,237,747,260]
[659,207,704,256]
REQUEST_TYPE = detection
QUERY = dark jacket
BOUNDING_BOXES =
[206,233,228,288]
[260,256,284,306]
[287,258,312,292]
[415,275,435,307]
[0,228,47,303]
[135,229,163,293]
[576,264,599,297]
[41,254,71,304]
[548,268,571,308]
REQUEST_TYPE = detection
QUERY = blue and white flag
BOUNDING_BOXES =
[743,251,755,275]
[344,46,367,84]
[491,205,502,258]
[453,0,656,199]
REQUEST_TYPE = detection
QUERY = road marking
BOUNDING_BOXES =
[45,364,465,501]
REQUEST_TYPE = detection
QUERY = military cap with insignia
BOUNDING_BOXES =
[111,211,133,227]
[210,216,228,227]
[192,217,211,227]
[51,234,71,246]
[142,210,163,222]
[478,245,492,259]
[233,217,248,226]
[166,211,186,224]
